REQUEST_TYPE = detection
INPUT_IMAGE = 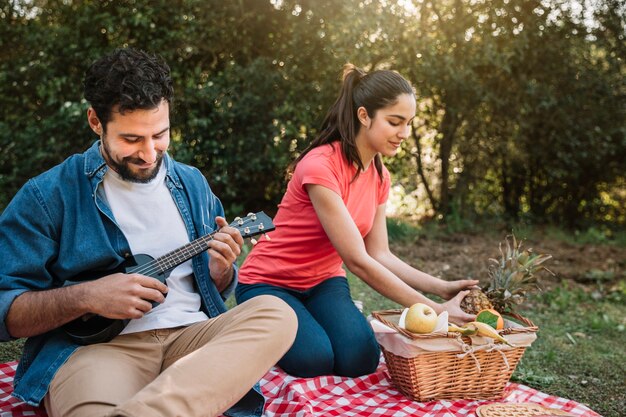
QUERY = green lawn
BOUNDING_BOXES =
[513,284,625,417]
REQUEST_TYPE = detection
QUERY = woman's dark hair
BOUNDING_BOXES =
[83,48,174,131]
[290,64,414,181]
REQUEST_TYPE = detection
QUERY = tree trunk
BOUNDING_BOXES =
[411,129,439,212]
[439,108,460,217]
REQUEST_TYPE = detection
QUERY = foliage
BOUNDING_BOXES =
[385,0,626,226]
[0,0,345,213]
[385,217,421,243]
[0,0,624,226]
[485,234,553,313]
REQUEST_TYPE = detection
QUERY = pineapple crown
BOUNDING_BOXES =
[484,234,554,312]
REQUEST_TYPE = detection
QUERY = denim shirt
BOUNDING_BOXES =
[0,141,264,417]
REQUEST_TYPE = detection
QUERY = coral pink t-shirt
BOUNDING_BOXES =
[239,141,391,290]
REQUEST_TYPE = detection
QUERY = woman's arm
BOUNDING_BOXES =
[307,184,476,324]
[307,184,438,307]
[364,204,478,300]
[307,184,474,323]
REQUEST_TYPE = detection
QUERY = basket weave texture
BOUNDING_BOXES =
[371,309,538,402]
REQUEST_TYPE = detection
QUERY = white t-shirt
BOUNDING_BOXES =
[102,163,208,334]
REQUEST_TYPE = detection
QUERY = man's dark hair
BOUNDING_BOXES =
[83,48,174,131]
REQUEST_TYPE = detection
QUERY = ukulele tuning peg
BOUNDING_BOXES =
[264,233,271,241]
[247,212,257,220]
[251,238,258,246]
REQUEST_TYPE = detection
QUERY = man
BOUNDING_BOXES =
[0,48,297,417]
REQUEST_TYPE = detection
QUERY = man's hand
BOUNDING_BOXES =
[207,216,244,292]
[84,273,168,320]
[6,272,168,338]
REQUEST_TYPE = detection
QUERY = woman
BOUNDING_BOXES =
[236,64,477,378]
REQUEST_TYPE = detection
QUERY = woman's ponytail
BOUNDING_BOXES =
[336,65,367,173]
[290,63,413,181]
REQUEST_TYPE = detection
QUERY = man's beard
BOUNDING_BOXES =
[101,138,164,183]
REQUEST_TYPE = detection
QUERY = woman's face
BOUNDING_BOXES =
[357,93,416,159]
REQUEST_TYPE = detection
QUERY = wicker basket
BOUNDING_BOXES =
[371,309,538,402]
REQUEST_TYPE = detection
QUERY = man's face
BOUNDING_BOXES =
[90,100,170,183]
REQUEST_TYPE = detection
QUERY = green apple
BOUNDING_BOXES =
[405,303,438,334]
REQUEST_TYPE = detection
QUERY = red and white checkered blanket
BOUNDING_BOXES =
[0,360,601,417]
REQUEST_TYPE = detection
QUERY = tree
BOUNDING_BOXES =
[1,0,623,227]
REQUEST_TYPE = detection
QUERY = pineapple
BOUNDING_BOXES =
[460,235,554,314]
[460,288,494,314]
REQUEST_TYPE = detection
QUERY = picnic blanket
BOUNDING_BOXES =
[0,359,601,417]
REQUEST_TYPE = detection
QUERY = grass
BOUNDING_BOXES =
[391,211,626,249]
[0,338,24,363]
[511,283,625,417]
[545,225,626,247]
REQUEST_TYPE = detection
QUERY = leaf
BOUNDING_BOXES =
[476,310,502,329]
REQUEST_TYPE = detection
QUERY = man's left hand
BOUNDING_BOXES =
[207,216,244,292]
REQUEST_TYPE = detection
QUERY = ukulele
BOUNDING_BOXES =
[63,211,274,345]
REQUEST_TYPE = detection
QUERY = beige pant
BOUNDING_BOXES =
[44,295,297,417]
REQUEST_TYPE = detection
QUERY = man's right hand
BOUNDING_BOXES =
[83,273,168,320]
[6,273,168,339]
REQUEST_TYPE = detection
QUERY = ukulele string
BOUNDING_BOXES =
[127,217,257,277]
[129,234,217,277]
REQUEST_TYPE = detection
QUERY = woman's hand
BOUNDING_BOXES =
[440,290,476,325]
[439,279,480,300]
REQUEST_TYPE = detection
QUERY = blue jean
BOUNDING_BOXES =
[235,277,380,378]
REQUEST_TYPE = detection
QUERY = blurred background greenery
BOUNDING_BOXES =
[0,0,624,230]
